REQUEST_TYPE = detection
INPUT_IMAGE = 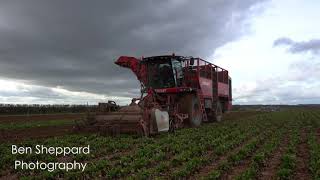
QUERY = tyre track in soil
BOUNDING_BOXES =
[107,130,244,178]
[127,124,251,177]
[258,134,289,180]
[193,122,280,179]
[316,128,320,144]
[220,154,256,179]
[165,132,247,174]
[89,130,228,174]
[219,132,274,180]
[127,129,243,177]
[191,132,261,178]
[224,131,286,180]
[293,129,311,180]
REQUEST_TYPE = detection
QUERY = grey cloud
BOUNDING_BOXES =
[273,37,320,54]
[0,81,132,105]
[288,60,320,82]
[0,0,267,101]
[234,81,320,105]
[273,38,293,46]
[234,59,320,104]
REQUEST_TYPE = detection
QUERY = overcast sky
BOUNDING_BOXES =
[0,0,319,105]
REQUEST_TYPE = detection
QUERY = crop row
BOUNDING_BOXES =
[276,129,299,179]
[308,130,320,179]
[86,117,261,179]
[105,114,284,179]
[207,110,318,179]
[235,128,285,179]
[3,114,266,178]
[205,124,280,179]
[1,109,320,179]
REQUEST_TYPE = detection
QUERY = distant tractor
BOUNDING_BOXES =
[81,55,232,136]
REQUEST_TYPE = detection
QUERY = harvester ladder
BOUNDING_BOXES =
[198,91,208,122]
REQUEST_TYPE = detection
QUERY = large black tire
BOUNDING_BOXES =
[214,101,223,122]
[180,94,202,127]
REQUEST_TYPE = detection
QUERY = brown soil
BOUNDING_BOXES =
[57,156,73,163]
[258,135,289,180]
[0,125,76,142]
[0,111,261,142]
[191,135,255,178]
[0,172,18,180]
[0,169,21,180]
[316,128,320,144]
[161,150,215,178]
[0,111,258,124]
[221,154,254,179]
[293,129,311,180]
[0,113,84,124]
[86,144,140,164]
[220,135,270,179]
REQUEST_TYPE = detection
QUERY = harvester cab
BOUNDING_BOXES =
[79,55,232,136]
[143,56,184,89]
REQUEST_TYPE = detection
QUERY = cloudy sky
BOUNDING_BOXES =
[0,0,319,105]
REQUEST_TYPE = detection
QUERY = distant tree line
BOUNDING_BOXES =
[232,104,320,111]
[0,104,98,115]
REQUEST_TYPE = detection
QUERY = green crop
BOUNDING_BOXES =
[1,109,319,179]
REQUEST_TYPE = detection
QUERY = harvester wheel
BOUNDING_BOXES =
[169,119,175,133]
[181,94,202,127]
[214,101,223,122]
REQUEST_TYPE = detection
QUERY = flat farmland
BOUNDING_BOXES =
[0,113,85,142]
[0,113,84,123]
[0,109,319,179]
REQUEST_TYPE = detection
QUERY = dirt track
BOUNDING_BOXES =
[0,113,84,123]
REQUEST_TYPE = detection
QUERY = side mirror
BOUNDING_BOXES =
[190,58,194,65]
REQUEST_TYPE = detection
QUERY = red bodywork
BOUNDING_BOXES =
[199,77,213,97]
[115,56,148,85]
[116,55,232,110]
[115,55,232,133]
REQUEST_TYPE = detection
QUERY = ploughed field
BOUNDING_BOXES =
[1,109,320,179]
[0,114,84,141]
